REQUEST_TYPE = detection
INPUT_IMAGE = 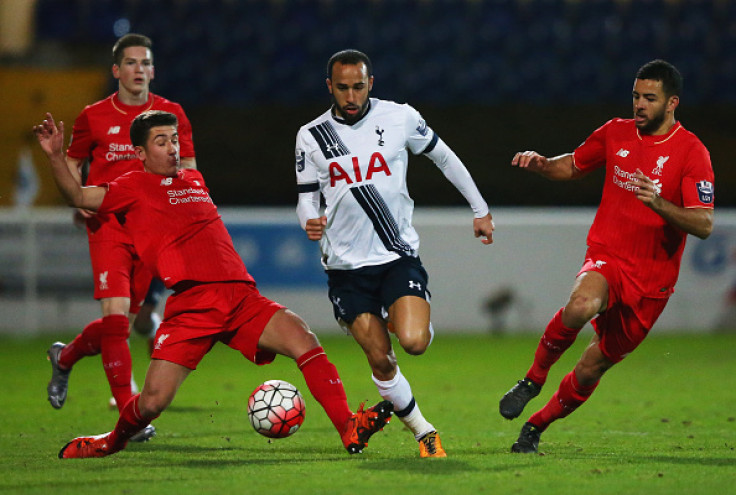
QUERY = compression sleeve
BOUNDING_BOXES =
[296,189,321,229]
[424,138,489,218]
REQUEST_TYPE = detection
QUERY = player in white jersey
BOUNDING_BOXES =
[295,49,495,458]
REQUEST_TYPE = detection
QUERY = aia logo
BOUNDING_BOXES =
[107,126,120,135]
[329,152,391,187]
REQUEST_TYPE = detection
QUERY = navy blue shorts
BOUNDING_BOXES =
[326,256,430,326]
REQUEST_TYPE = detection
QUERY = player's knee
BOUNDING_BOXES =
[395,325,430,356]
[564,296,601,327]
[574,358,610,385]
[399,333,429,356]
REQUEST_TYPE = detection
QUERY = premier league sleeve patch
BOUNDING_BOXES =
[415,119,429,137]
[295,149,306,172]
[696,180,714,204]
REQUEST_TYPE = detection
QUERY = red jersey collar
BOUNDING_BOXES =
[111,92,155,115]
[636,121,682,146]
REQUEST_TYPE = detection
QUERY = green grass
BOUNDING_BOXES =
[1,332,734,494]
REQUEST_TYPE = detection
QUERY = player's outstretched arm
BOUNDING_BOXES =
[511,151,580,181]
[33,113,106,211]
[474,213,495,245]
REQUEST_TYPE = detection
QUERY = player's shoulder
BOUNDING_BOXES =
[371,98,417,117]
[606,117,634,129]
[179,167,205,183]
[78,94,116,116]
[109,170,147,188]
[592,118,636,138]
[675,122,705,143]
[297,108,333,135]
[150,93,185,112]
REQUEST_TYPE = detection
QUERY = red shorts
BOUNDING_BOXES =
[579,249,669,363]
[151,282,285,370]
[88,240,152,313]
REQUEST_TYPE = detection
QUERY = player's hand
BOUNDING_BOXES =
[73,208,96,227]
[305,216,327,241]
[33,113,64,158]
[629,168,663,208]
[474,213,494,245]
[511,151,548,172]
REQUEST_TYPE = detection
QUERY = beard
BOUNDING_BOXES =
[332,95,370,125]
[636,108,666,135]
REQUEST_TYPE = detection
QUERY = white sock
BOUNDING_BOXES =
[373,367,434,440]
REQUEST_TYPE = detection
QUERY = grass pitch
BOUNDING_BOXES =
[1,331,734,494]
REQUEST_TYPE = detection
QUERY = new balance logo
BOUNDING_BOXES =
[98,271,109,291]
[594,260,607,269]
[107,126,121,135]
[409,281,422,291]
[160,177,173,186]
[616,148,630,158]
[154,333,170,350]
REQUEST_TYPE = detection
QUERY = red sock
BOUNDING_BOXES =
[58,319,105,369]
[528,370,599,430]
[107,395,159,451]
[297,347,352,432]
[100,314,133,412]
[527,308,581,386]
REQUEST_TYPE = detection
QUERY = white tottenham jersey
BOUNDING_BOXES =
[296,98,466,270]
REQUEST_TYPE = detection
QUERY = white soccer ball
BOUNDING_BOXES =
[247,379,306,438]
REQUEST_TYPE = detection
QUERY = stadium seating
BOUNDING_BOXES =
[33,0,734,105]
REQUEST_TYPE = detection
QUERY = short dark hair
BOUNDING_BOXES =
[112,33,153,66]
[636,59,682,98]
[130,110,178,148]
[326,49,372,79]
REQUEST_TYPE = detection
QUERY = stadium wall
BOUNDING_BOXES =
[1,207,734,335]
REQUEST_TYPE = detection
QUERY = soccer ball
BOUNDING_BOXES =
[247,379,306,438]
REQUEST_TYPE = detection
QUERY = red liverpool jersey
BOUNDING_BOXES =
[67,92,195,242]
[573,118,714,297]
[98,169,252,288]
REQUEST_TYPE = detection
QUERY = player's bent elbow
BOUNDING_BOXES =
[694,225,713,240]
[692,210,714,240]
